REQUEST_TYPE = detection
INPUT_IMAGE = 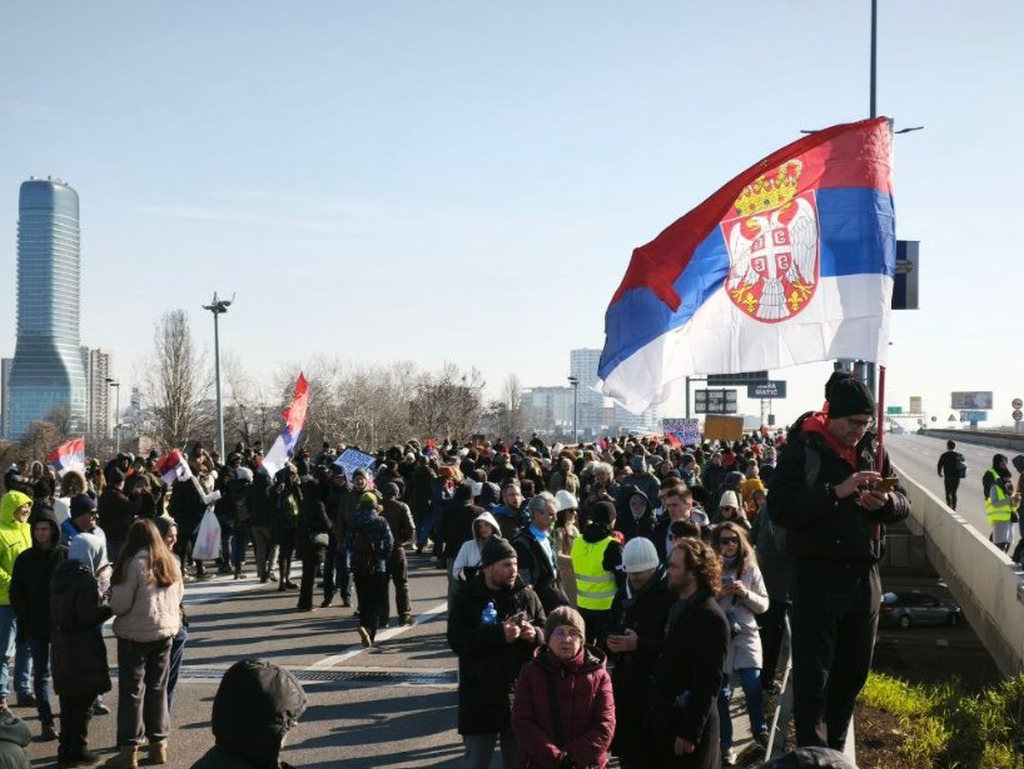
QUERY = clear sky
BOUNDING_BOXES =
[1,1,1020,428]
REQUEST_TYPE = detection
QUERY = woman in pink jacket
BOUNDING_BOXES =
[108,518,183,768]
[512,606,616,769]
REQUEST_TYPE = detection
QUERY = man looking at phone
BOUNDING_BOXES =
[767,371,909,751]
[447,537,545,769]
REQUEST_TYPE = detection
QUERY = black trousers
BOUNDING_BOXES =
[381,548,411,625]
[943,477,960,510]
[298,546,326,610]
[757,597,791,688]
[58,694,95,760]
[277,528,296,583]
[789,561,880,750]
[323,535,350,603]
[354,572,389,641]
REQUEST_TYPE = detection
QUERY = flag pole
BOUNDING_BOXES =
[875,364,886,473]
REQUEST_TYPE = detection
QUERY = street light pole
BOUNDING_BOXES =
[567,376,579,444]
[202,292,233,459]
[105,378,120,453]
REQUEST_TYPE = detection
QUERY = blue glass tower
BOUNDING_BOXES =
[7,178,87,439]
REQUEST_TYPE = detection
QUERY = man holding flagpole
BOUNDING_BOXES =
[767,372,909,749]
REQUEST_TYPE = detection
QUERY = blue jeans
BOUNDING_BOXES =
[718,667,767,750]
[166,625,188,713]
[415,506,435,549]
[0,607,29,700]
[27,638,52,722]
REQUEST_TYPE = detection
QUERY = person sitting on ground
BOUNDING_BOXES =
[189,658,307,769]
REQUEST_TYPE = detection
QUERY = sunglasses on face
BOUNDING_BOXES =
[719,536,739,545]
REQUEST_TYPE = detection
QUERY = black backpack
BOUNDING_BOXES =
[956,453,968,479]
[350,523,378,576]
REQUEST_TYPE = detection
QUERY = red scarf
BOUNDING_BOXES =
[801,412,859,470]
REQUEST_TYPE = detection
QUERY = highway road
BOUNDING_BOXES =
[884,432,1023,543]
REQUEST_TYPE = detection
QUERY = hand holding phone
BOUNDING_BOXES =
[871,477,899,493]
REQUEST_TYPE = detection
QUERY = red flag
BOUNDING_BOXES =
[665,433,683,448]
[282,373,309,435]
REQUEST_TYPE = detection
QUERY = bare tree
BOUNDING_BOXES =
[20,420,60,464]
[409,362,484,442]
[145,310,213,450]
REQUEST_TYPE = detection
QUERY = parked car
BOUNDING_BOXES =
[879,591,962,629]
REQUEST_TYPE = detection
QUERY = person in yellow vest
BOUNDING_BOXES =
[571,501,623,642]
[984,454,1020,553]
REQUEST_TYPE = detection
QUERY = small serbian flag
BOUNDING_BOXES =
[263,373,310,477]
[48,438,85,476]
[665,433,683,449]
[599,117,895,413]
[156,449,192,485]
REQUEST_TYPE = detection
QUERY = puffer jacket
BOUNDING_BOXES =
[344,508,393,574]
[50,560,112,698]
[0,712,30,769]
[109,552,183,642]
[512,646,615,769]
[189,659,307,769]
[0,493,32,606]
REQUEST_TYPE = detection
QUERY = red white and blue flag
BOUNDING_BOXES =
[262,373,310,477]
[48,437,85,476]
[156,449,193,485]
[599,118,895,412]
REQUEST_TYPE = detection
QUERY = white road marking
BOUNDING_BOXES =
[311,600,449,668]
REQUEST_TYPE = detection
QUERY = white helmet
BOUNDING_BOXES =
[554,489,578,512]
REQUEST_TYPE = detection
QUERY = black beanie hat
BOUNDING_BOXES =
[825,372,875,420]
[479,536,517,568]
[590,500,617,528]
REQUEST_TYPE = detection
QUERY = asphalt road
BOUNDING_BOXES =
[24,558,463,768]
[884,432,1020,540]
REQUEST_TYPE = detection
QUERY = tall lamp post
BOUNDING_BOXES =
[567,376,579,445]
[202,293,233,459]
[105,378,120,453]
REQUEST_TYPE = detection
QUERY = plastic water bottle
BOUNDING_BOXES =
[481,601,498,626]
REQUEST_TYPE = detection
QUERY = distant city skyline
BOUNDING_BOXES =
[1,3,1021,430]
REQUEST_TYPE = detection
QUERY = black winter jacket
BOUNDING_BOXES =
[511,528,569,613]
[50,561,112,698]
[447,573,546,735]
[607,568,677,758]
[10,535,65,642]
[767,414,910,563]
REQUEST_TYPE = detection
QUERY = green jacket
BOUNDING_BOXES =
[0,493,32,606]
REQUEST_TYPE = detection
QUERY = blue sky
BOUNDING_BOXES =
[0,1,1020,426]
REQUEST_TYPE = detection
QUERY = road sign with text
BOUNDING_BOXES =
[747,381,786,399]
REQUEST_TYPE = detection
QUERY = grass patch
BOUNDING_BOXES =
[858,672,1024,769]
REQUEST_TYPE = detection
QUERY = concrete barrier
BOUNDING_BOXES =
[894,460,1024,676]
[920,428,1024,453]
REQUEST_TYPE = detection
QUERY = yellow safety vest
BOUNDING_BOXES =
[985,469,1015,525]
[571,535,616,611]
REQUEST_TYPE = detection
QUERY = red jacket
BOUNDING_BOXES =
[512,645,615,769]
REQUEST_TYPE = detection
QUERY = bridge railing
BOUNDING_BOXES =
[893,460,1024,676]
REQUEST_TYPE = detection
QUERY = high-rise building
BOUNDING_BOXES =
[7,178,88,439]
[570,347,661,436]
[0,358,12,438]
[83,347,113,438]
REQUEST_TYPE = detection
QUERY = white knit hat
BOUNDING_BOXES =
[621,537,660,573]
[554,489,578,512]
[719,490,740,510]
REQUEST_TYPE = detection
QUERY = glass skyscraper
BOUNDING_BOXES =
[6,178,88,439]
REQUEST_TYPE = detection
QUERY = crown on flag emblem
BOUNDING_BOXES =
[722,159,820,323]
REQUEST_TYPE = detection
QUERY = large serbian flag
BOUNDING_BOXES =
[599,117,895,413]
[47,437,85,475]
[262,373,309,477]
[156,449,193,485]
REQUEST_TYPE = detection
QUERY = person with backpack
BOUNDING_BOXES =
[767,372,909,751]
[936,440,966,510]
[345,494,393,648]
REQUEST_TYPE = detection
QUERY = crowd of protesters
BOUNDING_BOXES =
[0,370,908,768]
